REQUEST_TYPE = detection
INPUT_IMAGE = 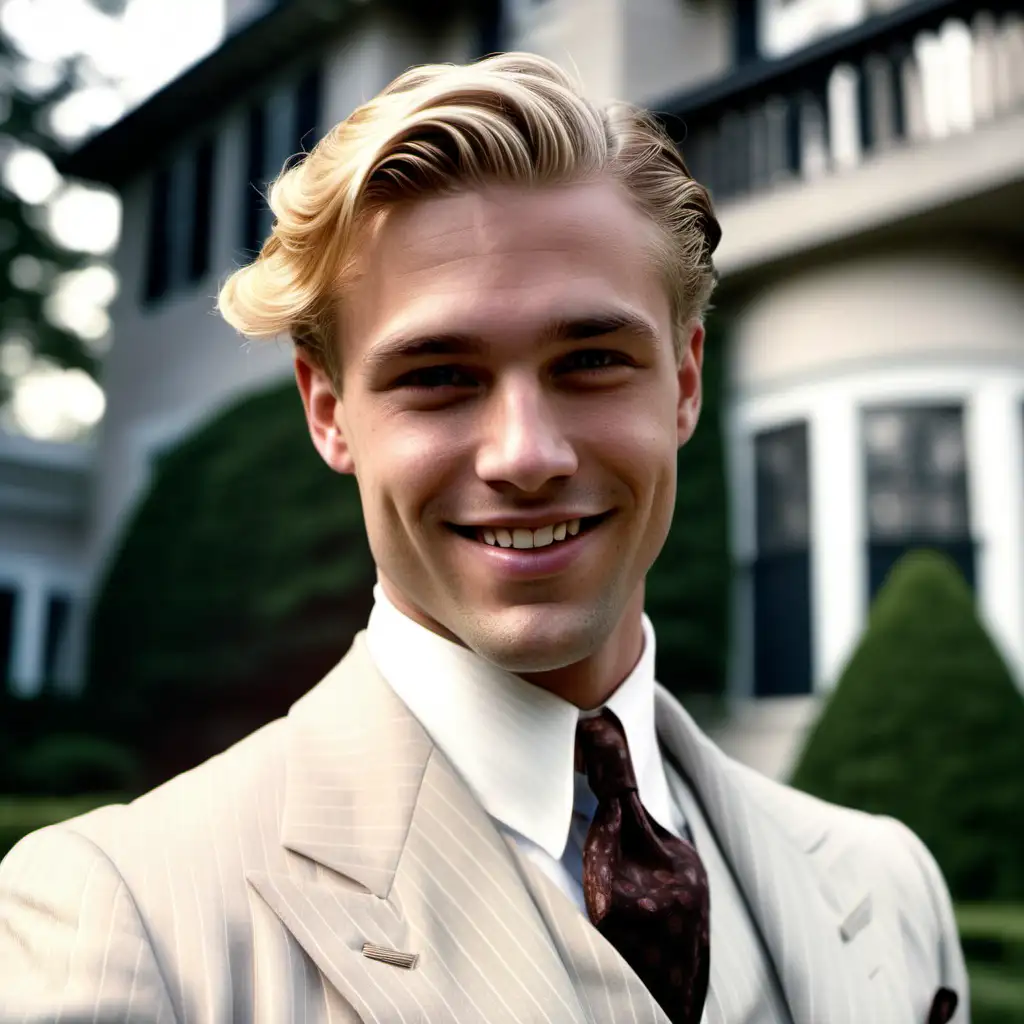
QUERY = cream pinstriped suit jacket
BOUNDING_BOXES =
[0,634,968,1023]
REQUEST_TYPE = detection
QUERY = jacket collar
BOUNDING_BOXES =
[250,634,588,1024]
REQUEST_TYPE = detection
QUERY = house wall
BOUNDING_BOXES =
[225,0,275,32]
[505,0,731,105]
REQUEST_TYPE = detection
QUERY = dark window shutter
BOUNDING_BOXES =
[43,592,72,683]
[294,64,323,154]
[735,0,759,64]
[242,102,268,256]
[753,421,813,696]
[143,167,172,303]
[188,138,216,283]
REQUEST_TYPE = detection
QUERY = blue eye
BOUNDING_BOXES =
[400,366,477,389]
[562,350,627,372]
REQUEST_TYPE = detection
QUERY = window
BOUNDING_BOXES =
[189,138,216,283]
[476,0,504,55]
[241,64,324,259]
[143,167,172,302]
[863,405,974,596]
[143,137,218,305]
[752,422,813,696]
[735,0,760,64]
[294,65,323,155]
[43,592,72,683]
[242,101,268,258]
[0,586,16,688]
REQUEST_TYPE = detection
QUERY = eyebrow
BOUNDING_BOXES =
[362,310,658,374]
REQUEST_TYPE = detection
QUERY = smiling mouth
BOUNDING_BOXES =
[449,513,612,550]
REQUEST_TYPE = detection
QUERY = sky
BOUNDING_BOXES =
[1,0,226,440]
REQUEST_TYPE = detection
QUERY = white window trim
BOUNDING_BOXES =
[727,360,1024,696]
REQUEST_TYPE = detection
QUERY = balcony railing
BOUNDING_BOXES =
[659,0,1024,204]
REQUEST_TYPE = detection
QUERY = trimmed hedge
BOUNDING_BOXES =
[791,550,1024,902]
[88,381,376,782]
[646,314,731,697]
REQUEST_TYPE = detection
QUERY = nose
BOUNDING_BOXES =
[475,377,578,493]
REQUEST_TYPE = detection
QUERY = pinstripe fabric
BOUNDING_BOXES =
[664,767,790,1024]
[0,635,968,1023]
[654,686,969,1024]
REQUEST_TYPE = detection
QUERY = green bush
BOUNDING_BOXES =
[790,550,1024,902]
[13,735,141,797]
[87,381,376,780]
[646,314,731,697]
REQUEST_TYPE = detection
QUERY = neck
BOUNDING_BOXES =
[519,586,647,710]
[378,578,648,711]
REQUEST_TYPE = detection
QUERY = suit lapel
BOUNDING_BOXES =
[506,838,670,1024]
[654,686,904,1024]
[247,635,585,1024]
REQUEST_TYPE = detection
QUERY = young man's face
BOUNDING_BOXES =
[297,179,703,675]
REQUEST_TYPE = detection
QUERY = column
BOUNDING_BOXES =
[9,573,46,699]
[808,389,866,691]
[967,381,1024,688]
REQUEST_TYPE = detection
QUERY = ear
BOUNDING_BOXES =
[677,321,705,446]
[294,352,355,475]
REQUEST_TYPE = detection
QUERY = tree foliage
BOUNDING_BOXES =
[0,0,128,391]
[790,550,1024,901]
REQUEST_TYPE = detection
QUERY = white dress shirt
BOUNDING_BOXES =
[365,584,681,909]
[365,585,790,1024]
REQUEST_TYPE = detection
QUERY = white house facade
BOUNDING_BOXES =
[1,0,1020,780]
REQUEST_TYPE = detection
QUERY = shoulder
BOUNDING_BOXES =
[74,712,288,858]
[2,711,292,931]
[726,757,963,967]
[730,756,935,882]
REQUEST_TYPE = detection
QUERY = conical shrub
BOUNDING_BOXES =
[790,549,1024,901]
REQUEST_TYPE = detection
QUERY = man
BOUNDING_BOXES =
[0,53,967,1023]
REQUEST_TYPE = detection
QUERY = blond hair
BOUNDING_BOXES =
[218,52,719,381]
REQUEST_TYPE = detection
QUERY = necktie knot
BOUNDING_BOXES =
[575,710,638,800]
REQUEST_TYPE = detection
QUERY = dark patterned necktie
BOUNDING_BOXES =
[576,709,710,1024]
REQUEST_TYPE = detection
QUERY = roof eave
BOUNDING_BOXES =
[57,0,356,187]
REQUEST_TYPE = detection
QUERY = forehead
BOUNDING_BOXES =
[339,180,672,359]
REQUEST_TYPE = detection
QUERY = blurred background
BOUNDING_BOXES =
[0,0,1022,1017]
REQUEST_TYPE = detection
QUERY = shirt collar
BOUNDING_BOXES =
[364,585,674,860]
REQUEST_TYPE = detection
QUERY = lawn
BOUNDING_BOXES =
[958,904,1024,1024]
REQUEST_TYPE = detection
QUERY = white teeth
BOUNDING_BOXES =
[533,525,554,548]
[512,528,533,549]
[475,519,589,548]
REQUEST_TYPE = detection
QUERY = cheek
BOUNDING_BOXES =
[352,417,463,528]
[594,397,679,489]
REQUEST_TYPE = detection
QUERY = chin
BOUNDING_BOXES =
[460,603,611,675]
